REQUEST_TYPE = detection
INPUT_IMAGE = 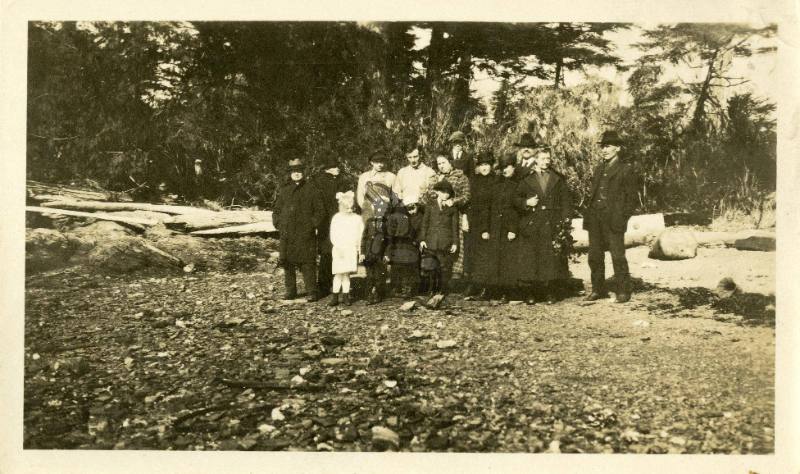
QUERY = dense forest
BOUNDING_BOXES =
[27,21,776,223]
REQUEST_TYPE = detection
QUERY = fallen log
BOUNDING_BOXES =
[168,210,272,232]
[39,199,217,216]
[26,180,121,202]
[190,221,277,236]
[26,206,158,231]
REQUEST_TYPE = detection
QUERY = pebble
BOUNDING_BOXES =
[371,426,400,450]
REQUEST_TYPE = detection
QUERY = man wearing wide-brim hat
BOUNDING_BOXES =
[512,132,541,179]
[583,130,639,303]
[273,158,325,302]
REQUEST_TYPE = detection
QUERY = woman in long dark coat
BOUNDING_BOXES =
[513,147,573,304]
[489,153,522,301]
[464,151,498,298]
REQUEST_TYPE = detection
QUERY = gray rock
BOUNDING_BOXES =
[25,228,84,272]
[400,301,416,312]
[86,236,183,272]
[648,228,698,260]
[734,234,775,252]
[371,426,400,450]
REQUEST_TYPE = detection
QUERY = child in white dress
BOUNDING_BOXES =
[328,191,364,306]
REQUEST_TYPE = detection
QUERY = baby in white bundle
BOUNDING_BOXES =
[328,191,364,306]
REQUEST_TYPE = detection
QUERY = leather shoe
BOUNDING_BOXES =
[584,292,608,301]
[616,292,631,303]
[525,298,536,305]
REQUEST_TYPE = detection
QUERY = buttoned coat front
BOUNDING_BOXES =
[582,159,639,234]
[513,169,573,282]
[273,179,325,265]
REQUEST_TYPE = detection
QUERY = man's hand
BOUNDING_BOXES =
[481,232,489,240]
[507,232,516,241]
[449,244,457,254]
[383,255,391,264]
[526,196,539,207]
[419,241,427,250]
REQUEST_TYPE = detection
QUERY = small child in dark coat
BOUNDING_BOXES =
[386,197,424,298]
[419,180,459,295]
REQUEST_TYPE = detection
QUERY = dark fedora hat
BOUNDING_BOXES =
[513,132,539,148]
[598,130,624,146]
[476,151,495,166]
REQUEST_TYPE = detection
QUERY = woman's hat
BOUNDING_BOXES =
[432,179,455,196]
[320,154,340,170]
[288,158,305,171]
[476,151,494,166]
[500,152,517,168]
[513,133,539,148]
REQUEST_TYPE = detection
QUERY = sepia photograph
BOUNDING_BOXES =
[2,1,798,473]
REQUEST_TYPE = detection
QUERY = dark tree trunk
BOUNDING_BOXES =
[452,49,472,129]
[691,48,719,132]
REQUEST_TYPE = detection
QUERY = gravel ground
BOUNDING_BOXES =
[23,246,775,453]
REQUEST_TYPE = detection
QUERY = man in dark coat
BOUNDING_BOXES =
[312,155,350,296]
[464,151,498,299]
[273,159,325,302]
[513,133,539,179]
[583,130,639,303]
[514,146,573,304]
[448,131,474,178]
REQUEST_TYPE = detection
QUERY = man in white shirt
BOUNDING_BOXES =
[392,144,435,206]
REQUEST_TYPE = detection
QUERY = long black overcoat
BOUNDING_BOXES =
[466,173,498,283]
[513,169,573,282]
[485,174,522,287]
[273,179,324,265]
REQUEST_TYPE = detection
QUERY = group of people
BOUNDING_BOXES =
[272,129,639,307]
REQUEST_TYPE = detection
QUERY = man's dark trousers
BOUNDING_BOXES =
[587,207,629,294]
[284,262,318,298]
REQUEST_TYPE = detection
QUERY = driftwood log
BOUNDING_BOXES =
[26,180,122,202]
[39,199,216,216]
[26,206,158,231]
[190,221,277,236]
[167,210,273,232]
[571,213,665,250]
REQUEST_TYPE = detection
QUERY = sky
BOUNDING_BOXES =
[412,24,778,110]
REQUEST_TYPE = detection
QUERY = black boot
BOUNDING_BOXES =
[328,292,339,307]
[342,292,351,306]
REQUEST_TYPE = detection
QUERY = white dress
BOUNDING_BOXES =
[329,212,365,274]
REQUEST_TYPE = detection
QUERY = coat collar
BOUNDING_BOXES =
[528,169,558,196]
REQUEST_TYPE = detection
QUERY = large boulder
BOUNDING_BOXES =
[25,228,84,273]
[86,236,183,273]
[648,228,698,260]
